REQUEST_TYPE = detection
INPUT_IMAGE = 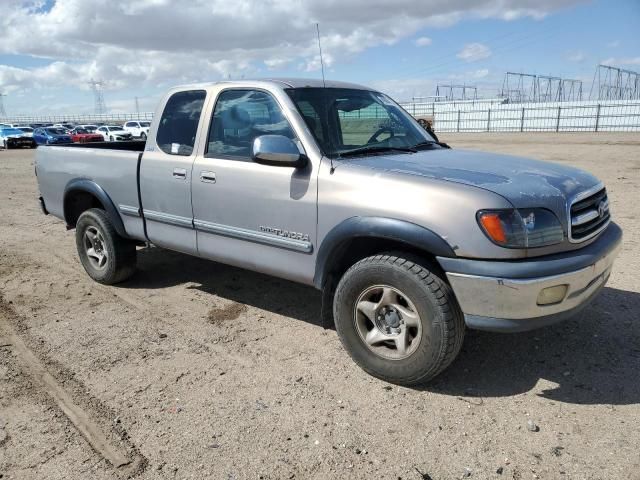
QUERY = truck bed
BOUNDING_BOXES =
[35,143,146,241]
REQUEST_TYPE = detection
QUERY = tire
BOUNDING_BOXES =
[75,208,136,285]
[140,132,147,140]
[333,254,465,386]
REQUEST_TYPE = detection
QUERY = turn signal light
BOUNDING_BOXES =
[478,213,507,244]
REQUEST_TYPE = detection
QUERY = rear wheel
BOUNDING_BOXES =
[333,254,465,386]
[75,208,136,284]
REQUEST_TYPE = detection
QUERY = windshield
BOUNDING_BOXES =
[108,126,123,130]
[285,88,435,158]
[1,128,25,135]
[140,122,150,127]
[45,128,66,135]
[74,128,89,134]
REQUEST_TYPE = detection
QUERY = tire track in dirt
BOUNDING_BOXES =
[0,294,147,478]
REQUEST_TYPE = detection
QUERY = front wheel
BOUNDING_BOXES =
[333,254,465,386]
[75,208,136,284]
[140,132,147,140]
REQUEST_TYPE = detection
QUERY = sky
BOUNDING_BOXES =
[0,0,638,115]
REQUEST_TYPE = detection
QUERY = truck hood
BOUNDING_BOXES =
[340,148,600,213]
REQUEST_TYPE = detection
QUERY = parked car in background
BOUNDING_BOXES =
[53,123,76,133]
[32,127,73,145]
[69,127,104,144]
[0,127,38,149]
[96,125,133,142]
[123,121,151,140]
[17,126,34,137]
[78,124,99,132]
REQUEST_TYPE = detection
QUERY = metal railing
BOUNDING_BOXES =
[3,100,640,132]
[0,112,154,125]
[399,100,640,132]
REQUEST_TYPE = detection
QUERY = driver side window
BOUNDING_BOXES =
[206,89,295,160]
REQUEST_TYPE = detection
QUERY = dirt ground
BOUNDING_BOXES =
[0,133,639,480]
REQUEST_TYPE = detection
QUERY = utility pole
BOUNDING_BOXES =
[0,93,7,118]
[135,96,140,117]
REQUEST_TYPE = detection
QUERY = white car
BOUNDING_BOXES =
[16,126,34,137]
[123,120,151,140]
[96,125,133,142]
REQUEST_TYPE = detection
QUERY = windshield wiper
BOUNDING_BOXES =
[338,145,417,158]
[411,140,451,150]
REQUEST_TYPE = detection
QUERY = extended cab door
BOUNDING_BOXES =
[191,88,318,284]
[139,89,207,254]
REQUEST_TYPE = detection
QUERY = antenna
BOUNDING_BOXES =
[316,23,327,88]
[315,23,335,173]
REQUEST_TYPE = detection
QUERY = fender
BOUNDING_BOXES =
[63,178,129,239]
[313,216,456,288]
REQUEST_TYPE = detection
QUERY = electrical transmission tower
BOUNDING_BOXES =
[0,93,7,118]
[501,72,537,102]
[561,79,583,101]
[435,84,478,102]
[87,79,108,115]
[501,72,583,103]
[590,64,640,100]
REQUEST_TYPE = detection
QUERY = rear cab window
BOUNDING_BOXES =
[156,90,207,156]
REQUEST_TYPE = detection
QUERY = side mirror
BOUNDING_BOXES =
[252,135,307,168]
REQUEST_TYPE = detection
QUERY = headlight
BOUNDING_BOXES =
[477,208,564,248]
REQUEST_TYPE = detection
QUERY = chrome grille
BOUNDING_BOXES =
[569,185,610,242]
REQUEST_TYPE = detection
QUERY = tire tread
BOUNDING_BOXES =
[333,253,465,385]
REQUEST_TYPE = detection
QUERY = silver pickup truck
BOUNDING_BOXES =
[35,78,622,385]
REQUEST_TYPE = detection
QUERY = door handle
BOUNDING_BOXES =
[200,171,216,183]
[173,168,187,179]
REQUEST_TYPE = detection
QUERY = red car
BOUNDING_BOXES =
[69,128,104,143]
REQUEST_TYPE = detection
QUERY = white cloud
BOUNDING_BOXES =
[602,57,640,67]
[414,36,432,47]
[0,0,584,111]
[567,51,586,63]
[472,68,489,78]
[456,43,492,62]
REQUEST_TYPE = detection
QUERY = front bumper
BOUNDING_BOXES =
[437,223,622,332]
[6,137,35,148]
